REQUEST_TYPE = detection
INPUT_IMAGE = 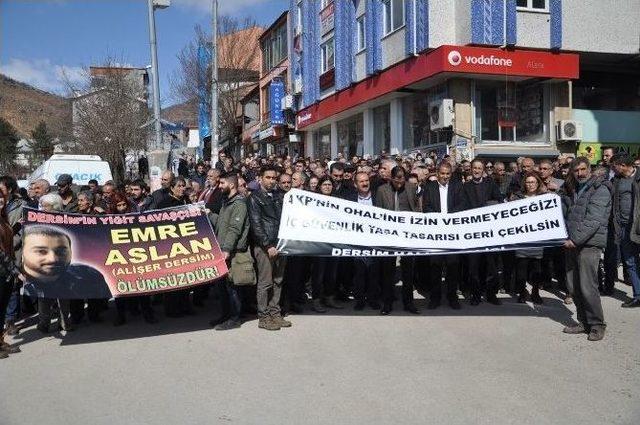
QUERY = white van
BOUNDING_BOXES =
[29,154,114,186]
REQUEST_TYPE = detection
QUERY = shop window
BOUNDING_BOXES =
[320,38,335,73]
[338,114,364,158]
[373,104,391,155]
[402,90,453,150]
[475,81,546,143]
[383,0,405,35]
[356,16,366,51]
[573,71,640,111]
[314,125,332,160]
[516,0,548,12]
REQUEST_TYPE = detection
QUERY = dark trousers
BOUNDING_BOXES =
[430,255,460,302]
[566,246,605,327]
[219,279,242,322]
[336,258,354,297]
[70,299,103,322]
[353,257,380,303]
[0,278,13,330]
[515,257,542,295]
[542,247,567,290]
[115,296,152,317]
[164,290,191,317]
[603,228,619,291]
[400,257,415,305]
[499,251,516,293]
[282,256,310,307]
[413,256,430,295]
[467,252,498,298]
[311,257,338,300]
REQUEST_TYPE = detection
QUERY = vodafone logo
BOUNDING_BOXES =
[447,50,462,66]
[447,49,513,68]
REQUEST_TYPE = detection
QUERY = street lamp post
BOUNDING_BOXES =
[211,0,219,167]
[146,0,169,151]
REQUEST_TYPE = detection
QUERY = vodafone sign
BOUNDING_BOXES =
[296,45,578,129]
[441,45,578,78]
[448,49,513,67]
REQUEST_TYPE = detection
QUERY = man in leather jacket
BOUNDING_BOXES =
[247,165,289,331]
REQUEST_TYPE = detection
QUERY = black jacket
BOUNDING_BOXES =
[461,178,504,210]
[247,187,283,249]
[422,180,464,213]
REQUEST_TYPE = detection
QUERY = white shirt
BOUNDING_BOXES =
[438,182,449,214]
[358,192,373,206]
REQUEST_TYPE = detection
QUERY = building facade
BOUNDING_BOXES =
[287,0,640,161]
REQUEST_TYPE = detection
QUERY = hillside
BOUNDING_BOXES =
[0,74,72,139]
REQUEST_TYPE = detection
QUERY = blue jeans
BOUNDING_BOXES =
[619,228,640,299]
[5,290,20,322]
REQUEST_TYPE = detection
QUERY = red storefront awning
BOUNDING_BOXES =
[296,45,579,130]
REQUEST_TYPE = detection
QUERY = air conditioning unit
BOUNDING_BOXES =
[556,120,583,141]
[281,95,294,110]
[293,77,303,94]
[429,99,454,130]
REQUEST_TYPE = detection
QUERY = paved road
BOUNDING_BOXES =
[1,285,639,425]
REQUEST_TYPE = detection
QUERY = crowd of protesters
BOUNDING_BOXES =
[1,145,639,358]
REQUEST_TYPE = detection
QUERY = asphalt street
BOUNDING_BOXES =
[1,285,639,425]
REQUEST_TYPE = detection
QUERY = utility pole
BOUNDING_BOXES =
[146,0,165,151]
[211,0,219,167]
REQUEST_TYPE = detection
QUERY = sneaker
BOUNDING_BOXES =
[587,325,605,341]
[258,317,280,331]
[272,316,292,328]
[563,323,588,334]
[214,319,241,331]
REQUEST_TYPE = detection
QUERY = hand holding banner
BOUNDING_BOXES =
[22,205,228,299]
[277,189,567,256]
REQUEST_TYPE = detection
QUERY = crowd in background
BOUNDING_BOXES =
[1,145,639,358]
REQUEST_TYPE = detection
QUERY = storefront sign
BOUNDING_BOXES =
[320,2,335,35]
[259,127,276,140]
[296,45,579,130]
[442,45,579,79]
[578,142,640,164]
[297,112,313,126]
[269,79,285,125]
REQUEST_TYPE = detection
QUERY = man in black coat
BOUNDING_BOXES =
[422,162,464,310]
[461,159,504,306]
[248,165,289,331]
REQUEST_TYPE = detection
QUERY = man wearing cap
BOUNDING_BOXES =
[56,174,78,213]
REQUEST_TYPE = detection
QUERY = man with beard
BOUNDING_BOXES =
[248,165,289,330]
[55,174,78,213]
[22,226,111,333]
[562,157,611,341]
[30,179,51,208]
[210,172,251,330]
[128,179,148,212]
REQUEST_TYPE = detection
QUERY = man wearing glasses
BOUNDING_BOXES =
[55,174,78,213]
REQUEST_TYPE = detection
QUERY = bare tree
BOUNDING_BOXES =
[170,17,261,158]
[66,62,151,183]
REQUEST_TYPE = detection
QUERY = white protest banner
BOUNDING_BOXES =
[276,189,567,256]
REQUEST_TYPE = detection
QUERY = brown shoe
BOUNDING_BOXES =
[258,317,280,331]
[563,323,588,334]
[272,316,292,328]
[5,321,19,336]
[0,341,20,354]
[587,325,605,341]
